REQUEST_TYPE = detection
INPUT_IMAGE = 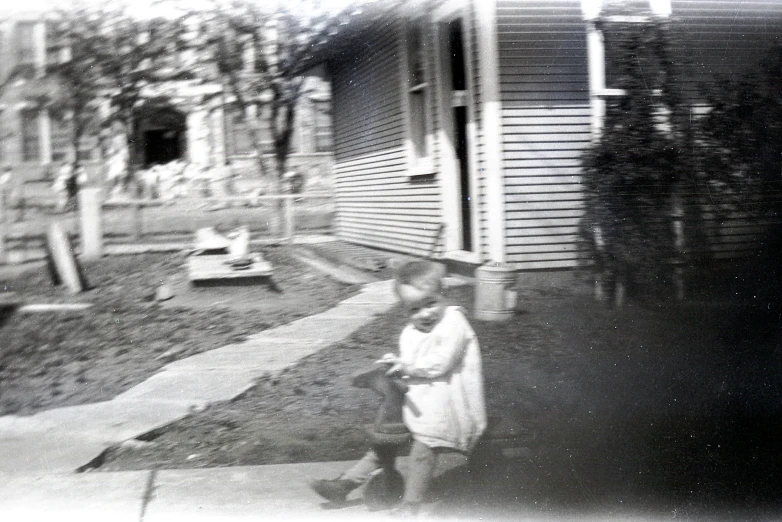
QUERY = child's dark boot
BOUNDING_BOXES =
[309,477,361,503]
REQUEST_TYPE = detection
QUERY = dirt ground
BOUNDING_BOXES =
[95,273,782,518]
[0,247,358,416]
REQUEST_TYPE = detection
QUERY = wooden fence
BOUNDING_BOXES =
[0,191,335,264]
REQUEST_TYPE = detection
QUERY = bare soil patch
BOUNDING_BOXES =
[0,247,359,416]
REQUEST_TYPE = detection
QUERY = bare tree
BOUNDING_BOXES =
[185,0,358,194]
[46,1,183,197]
[46,3,109,204]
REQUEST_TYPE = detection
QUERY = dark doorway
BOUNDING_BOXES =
[135,105,187,168]
[449,18,472,252]
[144,129,182,166]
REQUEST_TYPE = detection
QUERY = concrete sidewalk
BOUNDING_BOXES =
[0,461,374,522]
[0,279,398,475]
[0,461,693,522]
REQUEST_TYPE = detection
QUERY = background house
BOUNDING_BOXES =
[0,9,335,199]
[323,0,782,270]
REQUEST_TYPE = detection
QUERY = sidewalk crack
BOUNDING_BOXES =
[139,469,158,522]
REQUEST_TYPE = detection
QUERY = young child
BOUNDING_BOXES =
[310,260,487,514]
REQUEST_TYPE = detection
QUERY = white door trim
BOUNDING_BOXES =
[432,0,480,257]
[477,0,505,262]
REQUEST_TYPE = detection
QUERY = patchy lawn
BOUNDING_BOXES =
[0,247,358,416]
[96,275,782,515]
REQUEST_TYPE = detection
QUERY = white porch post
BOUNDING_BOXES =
[582,0,606,142]
[477,0,505,262]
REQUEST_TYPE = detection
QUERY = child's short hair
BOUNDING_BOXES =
[394,260,445,294]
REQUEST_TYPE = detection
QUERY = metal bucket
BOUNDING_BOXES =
[474,262,518,322]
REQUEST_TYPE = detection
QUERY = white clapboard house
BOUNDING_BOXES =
[319,0,782,270]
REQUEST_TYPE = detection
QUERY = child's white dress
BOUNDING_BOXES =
[398,306,487,452]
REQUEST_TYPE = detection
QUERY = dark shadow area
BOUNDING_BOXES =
[432,283,782,520]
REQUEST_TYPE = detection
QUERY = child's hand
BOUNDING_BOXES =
[375,353,398,365]
[376,353,404,376]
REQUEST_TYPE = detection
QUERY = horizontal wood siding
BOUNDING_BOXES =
[330,15,444,257]
[497,0,590,270]
[670,1,782,257]
[670,1,782,95]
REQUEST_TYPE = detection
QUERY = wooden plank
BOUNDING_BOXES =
[335,161,407,176]
[333,148,406,169]
[342,214,443,228]
[337,223,442,244]
[501,106,591,118]
[335,162,408,179]
[337,230,432,252]
[506,242,583,254]
[333,105,404,140]
[505,172,583,182]
[506,217,582,229]
[187,254,272,284]
[501,92,590,102]
[19,303,93,313]
[334,113,405,145]
[335,184,441,195]
[506,208,585,219]
[507,225,581,236]
[334,154,406,173]
[337,207,442,218]
[337,197,441,207]
[498,69,588,82]
[337,234,428,258]
[503,150,585,160]
[506,192,584,203]
[504,158,583,169]
[505,250,588,262]
[337,200,444,210]
[506,200,585,212]
[501,83,589,94]
[506,233,581,245]
[509,258,583,270]
[501,123,590,134]
[503,127,591,139]
[506,183,583,193]
[334,129,405,158]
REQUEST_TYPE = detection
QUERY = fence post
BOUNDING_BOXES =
[47,222,84,294]
[79,187,103,261]
[283,196,295,241]
[132,202,143,242]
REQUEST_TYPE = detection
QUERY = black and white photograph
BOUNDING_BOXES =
[1,0,781,520]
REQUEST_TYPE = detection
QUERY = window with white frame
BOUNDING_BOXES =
[77,118,100,162]
[15,22,38,79]
[50,112,71,163]
[20,109,40,162]
[405,18,432,173]
[313,99,333,153]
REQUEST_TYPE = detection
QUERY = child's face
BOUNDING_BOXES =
[398,283,445,333]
